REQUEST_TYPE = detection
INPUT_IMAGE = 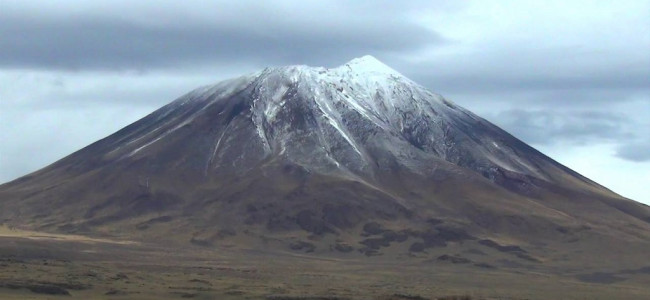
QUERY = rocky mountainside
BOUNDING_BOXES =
[1,56,649,263]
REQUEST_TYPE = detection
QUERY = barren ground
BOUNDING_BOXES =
[1,226,649,300]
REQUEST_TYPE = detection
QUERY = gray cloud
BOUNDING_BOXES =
[616,141,650,162]
[0,2,444,71]
[0,71,225,109]
[489,109,633,146]
[403,48,650,97]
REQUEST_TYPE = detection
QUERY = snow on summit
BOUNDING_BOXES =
[107,55,558,184]
[340,55,404,77]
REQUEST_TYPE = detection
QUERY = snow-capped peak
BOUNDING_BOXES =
[146,56,548,182]
[339,55,404,77]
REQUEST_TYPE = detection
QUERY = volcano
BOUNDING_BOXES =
[1,56,649,266]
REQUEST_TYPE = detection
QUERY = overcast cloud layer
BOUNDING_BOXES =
[1,0,649,204]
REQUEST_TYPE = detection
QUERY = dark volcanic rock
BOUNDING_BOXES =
[478,239,526,253]
[437,254,471,264]
[362,222,385,236]
[289,241,316,253]
[27,285,71,296]
[334,242,354,253]
[409,242,426,253]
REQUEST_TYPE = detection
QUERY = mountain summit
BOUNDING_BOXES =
[1,56,649,261]
[72,55,586,184]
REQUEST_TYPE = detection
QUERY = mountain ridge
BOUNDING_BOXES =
[1,56,649,263]
[27,56,601,187]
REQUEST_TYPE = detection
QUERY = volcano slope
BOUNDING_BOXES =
[1,56,649,299]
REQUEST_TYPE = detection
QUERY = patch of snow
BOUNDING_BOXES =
[343,55,404,78]
[264,84,288,122]
[206,123,231,172]
[313,93,363,157]
[128,134,165,156]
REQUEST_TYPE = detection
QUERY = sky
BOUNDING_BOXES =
[1,0,649,204]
